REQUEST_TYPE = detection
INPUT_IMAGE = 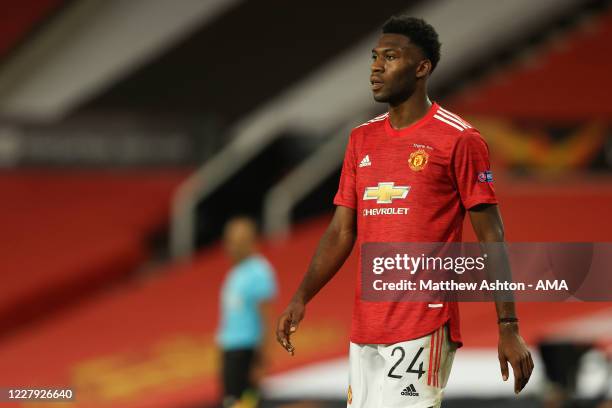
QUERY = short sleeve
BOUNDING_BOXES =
[250,260,277,302]
[333,130,357,209]
[452,129,498,210]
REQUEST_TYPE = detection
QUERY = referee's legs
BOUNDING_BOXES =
[221,348,258,407]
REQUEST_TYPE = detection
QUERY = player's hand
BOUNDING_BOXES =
[498,323,534,394]
[276,299,305,356]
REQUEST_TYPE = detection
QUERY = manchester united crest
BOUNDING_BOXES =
[408,149,429,171]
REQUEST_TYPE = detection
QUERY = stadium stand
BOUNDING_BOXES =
[0,0,63,60]
[447,10,612,121]
[0,169,188,337]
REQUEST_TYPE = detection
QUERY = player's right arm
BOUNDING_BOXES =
[276,205,356,355]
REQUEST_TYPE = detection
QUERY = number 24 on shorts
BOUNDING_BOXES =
[387,346,426,379]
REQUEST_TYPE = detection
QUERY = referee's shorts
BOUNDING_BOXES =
[222,348,259,405]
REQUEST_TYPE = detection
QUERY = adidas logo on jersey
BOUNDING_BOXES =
[401,384,419,397]
[359,155,371,167]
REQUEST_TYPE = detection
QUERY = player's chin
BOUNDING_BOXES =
[372,92,389,103]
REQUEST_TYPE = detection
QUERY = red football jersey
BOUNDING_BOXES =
[333,102,498,346]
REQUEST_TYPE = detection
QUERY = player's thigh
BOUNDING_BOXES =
[379,325,457,408]
[348,342,385,407]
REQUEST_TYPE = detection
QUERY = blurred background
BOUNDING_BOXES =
[0,0,611,407]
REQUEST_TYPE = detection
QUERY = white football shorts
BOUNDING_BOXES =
[347,324,457,408]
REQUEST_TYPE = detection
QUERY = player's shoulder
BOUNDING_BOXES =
[353,112,389,132]
[346,112,388,147]
[431,105,478,136]
[249,255,275,276]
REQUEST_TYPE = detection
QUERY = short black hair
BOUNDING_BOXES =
[382,15,441,73]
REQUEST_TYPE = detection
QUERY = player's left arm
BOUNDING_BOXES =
[469,203,534,394]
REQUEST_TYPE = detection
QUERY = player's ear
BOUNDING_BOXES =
[415,59,432,79]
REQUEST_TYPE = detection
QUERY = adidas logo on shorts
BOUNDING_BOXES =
[401,384,419,397]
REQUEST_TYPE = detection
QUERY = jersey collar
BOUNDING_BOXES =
[384,102,439,137]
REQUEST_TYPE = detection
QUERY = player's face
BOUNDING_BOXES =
[370,34,428,104]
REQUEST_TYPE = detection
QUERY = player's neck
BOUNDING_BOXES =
[387,92,432,130]
[233,250,256,264]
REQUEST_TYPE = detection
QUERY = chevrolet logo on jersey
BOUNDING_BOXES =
[363,182,410,204]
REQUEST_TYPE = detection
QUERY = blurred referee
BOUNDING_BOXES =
[217,216,278,408]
